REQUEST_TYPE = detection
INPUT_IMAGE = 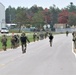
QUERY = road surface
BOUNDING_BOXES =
[0,33,76,75]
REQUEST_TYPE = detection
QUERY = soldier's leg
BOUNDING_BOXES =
[3,43,7,51]
[22,44,24,53]
[74,42,76,53]
[34,38,36,42]
[50,40,52,47]
[33,38,35,42]
[11,43,14,49]
[3,45,6,51]
[5,46,7,51]
[24,44,27,53]
[12,42,15,49]
[22,44,26,53]
[11,43,13,49]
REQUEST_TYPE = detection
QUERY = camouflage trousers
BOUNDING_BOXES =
[2,43,7,51]
[21,43,27,53]
[2,46,7,51]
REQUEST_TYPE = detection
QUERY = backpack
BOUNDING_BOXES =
[2,37,7,43]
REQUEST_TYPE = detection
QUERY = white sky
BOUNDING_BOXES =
[0,0,76,9]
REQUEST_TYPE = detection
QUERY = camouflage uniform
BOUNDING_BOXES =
[45,32,48,38]
[39,33,44,40]
[16,34,20,46]
[1,35,7,51]
[33,33,37,42]
[36,33,39,41]
[72,32,76,52]
[11,36,16,49]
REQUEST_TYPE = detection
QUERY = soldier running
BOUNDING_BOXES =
[20,32,30,53]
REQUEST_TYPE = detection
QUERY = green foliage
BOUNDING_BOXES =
[30,5,39,13]
[5,2,76,28]
[15,9,28,24]
[32,11,44,27]
[68,14,76,26]
[5,6,16,23]
[66,2,76,12]
[49,5,60,27]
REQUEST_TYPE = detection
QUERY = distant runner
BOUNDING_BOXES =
[66,31,69,36]
[49,33,54,47]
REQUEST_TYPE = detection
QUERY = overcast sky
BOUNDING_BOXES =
[0,0,76,9]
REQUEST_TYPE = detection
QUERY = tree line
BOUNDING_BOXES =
[5,2,76,29]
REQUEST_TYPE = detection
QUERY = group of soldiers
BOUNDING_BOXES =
[0,32,54,53]
[1,34,20,51]
[33,32,49,42]
[1,33,30,53]
[33,32,54,47]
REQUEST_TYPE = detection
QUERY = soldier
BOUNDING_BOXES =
[66,31,69,36]
[36,32,39,41]
[72,31,75,37]
[14,35,18,48]
[49,33,54,47]
[16,34,20,47]
[33,32,37,42]
[72,32,76,52]
[39,32,44,40]
[1,35,7,51]
[20,32,30,53]
[10,35,16,49]
[45,32,48,39]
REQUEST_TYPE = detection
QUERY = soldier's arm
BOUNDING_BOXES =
[26,37,30,43]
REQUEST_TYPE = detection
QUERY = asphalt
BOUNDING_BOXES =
[0,34,76,75]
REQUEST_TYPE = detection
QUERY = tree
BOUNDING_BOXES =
[15,7,28,24]
[15,7,29,32]
[68,12,76,26]
[58,10,69,23]
[58,16,68,24]
[32,11,44,28]
[43,8,51,24]
[30,5,39,13]
[5,6,16,23]
[66,2,76,12]
[49,5,60,29]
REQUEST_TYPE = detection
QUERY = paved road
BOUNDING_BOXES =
[0,34,76,75]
